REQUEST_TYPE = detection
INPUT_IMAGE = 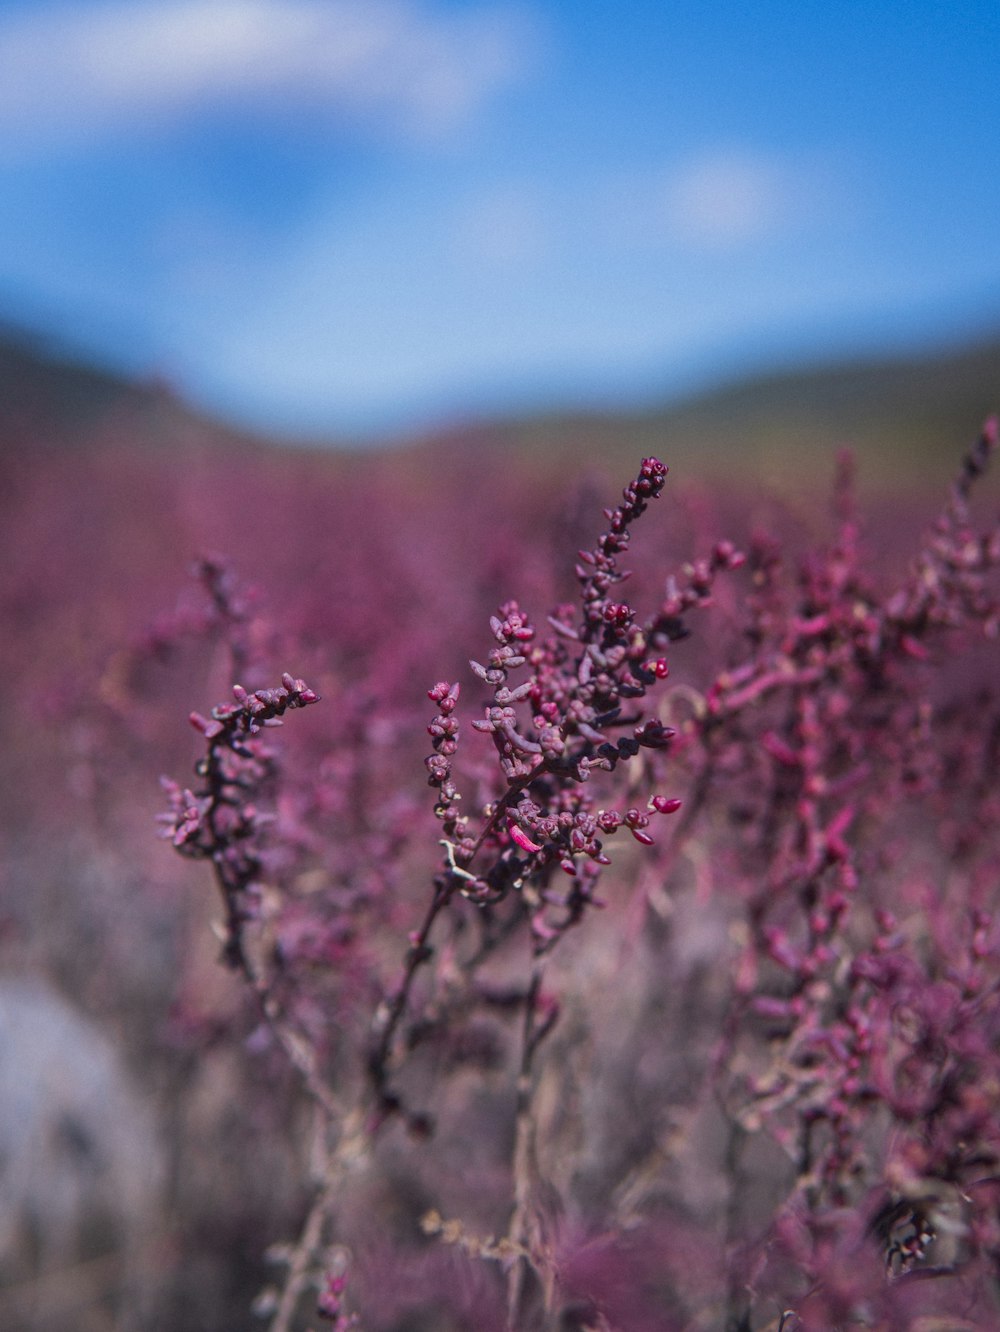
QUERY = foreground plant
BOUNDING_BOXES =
[161,429,1000,1331]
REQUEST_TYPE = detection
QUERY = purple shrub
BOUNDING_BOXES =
[158,431,1000,1331]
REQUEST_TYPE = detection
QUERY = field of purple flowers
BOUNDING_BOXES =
[1,417,999,1331]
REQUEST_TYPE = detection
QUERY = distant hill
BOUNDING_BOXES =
[0,326,153,437]
[0,325,266,456]
[433,333,1000,495]
[0,320,997,493]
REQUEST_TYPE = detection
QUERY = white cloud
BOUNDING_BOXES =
[0,0,537,153]
[666,151,792,248]
[599,149,838,254]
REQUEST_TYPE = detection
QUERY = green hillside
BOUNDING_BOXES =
[446,334,1000,495]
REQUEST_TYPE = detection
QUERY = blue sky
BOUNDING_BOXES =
[0,0,998,438]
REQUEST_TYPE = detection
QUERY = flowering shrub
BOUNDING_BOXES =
[160,429,1000,1331]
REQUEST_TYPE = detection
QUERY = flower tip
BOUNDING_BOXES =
[651,796,682,815]
[189,711,222,738]
[508,819,543,854]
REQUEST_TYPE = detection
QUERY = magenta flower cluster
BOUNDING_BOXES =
[160,673,318,971]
